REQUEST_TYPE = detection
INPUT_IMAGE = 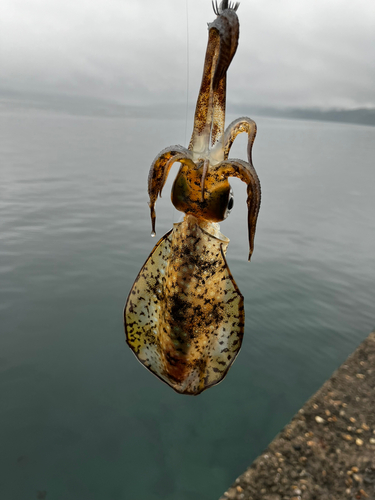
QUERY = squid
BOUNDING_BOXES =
[124,0,261,395]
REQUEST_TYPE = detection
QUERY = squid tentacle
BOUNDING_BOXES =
[189,6,239,155]
[211,9,239,91]
[148,145,192,235]
[188,28,220,155]
[212,158,261,260]
[223,117,257,164]
[161,154,196,198]
[210,7,239,147]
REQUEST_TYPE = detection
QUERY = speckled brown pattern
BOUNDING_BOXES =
[148,145,192,235]
[125,215,244,395]
[223,117,257,164]
[189,8,239,154]
[124,3,261,394]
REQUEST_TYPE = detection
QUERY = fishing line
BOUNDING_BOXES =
[171,0,190,228]
[184,0,190,146]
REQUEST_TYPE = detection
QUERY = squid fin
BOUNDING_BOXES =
[124,219,244,395]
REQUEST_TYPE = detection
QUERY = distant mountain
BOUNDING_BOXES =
[0,89,180,118]
[233,105,375,128]
[1,89,375,127]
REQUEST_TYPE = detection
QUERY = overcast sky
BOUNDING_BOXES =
[1,0,375,109]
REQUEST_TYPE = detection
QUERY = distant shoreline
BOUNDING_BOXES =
[1,90,375,128]
[241,105,375,128]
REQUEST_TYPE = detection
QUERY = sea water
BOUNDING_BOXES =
[1,108,374,500]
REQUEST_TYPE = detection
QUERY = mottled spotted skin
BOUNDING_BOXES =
[171,155,260,261]
[124,2,261,395]
[223,117,257,163]
[125,215,244,395]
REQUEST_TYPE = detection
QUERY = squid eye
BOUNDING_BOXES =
[224,188,234,219]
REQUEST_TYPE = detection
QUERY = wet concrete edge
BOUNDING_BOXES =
[220,330,375,500]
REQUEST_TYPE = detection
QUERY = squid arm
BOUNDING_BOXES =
[148,145,193,235]
[189,5,239,154]
[213,158,261,260]
[223,117,257,164]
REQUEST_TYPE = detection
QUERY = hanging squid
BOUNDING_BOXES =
[124,0,261,395]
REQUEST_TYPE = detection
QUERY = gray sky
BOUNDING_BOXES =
[1,0,375,109]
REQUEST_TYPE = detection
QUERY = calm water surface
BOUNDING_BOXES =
[1,109,374,500]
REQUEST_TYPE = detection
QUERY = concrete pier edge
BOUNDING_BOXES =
[220,330,375,500]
